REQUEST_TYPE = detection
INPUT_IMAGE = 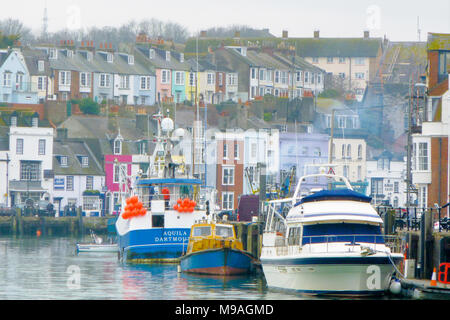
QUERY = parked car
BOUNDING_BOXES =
[0,204,14,216]
[36,200,54,216]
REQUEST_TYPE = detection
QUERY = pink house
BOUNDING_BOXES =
[156,68,173,102]
[135,46,177,103]
[105,153,132,215]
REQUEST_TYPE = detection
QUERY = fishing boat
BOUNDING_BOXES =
[115,111,218,263]
[76,230,118,253]
[260,173,404,296]
[180,217,254,275]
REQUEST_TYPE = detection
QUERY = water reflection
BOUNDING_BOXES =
[0,237,402,300]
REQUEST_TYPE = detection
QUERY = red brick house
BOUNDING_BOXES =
[412,33,449,211]
[215,131,244,211]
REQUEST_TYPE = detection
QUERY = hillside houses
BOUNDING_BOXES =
[0,33,329,108]
[0,31,441,215]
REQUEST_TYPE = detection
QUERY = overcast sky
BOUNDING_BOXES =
[2,0,449,41]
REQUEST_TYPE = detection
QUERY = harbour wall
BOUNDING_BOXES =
[0,208,114,237]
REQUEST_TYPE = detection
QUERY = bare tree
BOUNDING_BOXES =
[0,18,33,43]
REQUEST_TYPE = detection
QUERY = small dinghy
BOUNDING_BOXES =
[76,230,118,253]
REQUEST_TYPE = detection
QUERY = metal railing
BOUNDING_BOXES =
[267,234,403,255]
[376,206,450,233]
[13,82,38,92]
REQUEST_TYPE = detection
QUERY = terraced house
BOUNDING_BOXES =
[272,51,325,98]
[0,48,38,104]
[207,45,323,102]
[40,42,94,102]
[22,48,53,104]
[37,41,156,106]
[135,45,189,104]
[296,30,383,101]
[92,43,156,106]
[186,58,239,105]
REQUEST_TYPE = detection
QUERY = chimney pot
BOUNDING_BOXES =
[282,30,288,39]
[364,30,370,38]
[314,30,320,38]
[200,30,207,37]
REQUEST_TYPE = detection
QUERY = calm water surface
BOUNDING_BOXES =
[0,236,402,300]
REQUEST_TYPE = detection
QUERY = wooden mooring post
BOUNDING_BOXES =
[14,208,23,236]
[77,206,84,237]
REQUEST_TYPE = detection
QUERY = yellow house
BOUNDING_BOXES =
[185,59,218,105]
[185,69,199,104]
[296,31,383,101]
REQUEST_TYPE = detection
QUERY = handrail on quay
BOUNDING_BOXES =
[376,206,450,233]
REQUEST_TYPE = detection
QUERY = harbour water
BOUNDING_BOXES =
[0,236,406,300]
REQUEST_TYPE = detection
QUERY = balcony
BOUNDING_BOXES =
[13,82,38,93]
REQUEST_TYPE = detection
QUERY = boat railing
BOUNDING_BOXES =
[265,234,403,256]
[263,199,292,233]
[136,187,215,211]
[291,173,353,206]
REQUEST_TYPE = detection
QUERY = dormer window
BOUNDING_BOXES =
[114,139,122,155]
[180,53,184,63]
[49,48,57,60]
[81,156,89,167]
[149,49,155,60]
[107,53,113,63]
[60,156,68,167]
[165,51,170,62]
[114,130,123,155]
[87,51,93,62]
[128,55,134,65]
[38,60,45,72]
[67,50,74,58]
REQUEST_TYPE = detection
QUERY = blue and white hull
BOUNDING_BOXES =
[115,197,208,263]
[119,228,190,263]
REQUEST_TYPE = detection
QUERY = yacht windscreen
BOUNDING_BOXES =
[302,223,384,245]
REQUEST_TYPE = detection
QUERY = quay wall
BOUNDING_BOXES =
[0,208,112,237]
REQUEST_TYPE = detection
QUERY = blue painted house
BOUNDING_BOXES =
[0,49,38,104]
[170,51,189,104]
[91,48,156,106]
